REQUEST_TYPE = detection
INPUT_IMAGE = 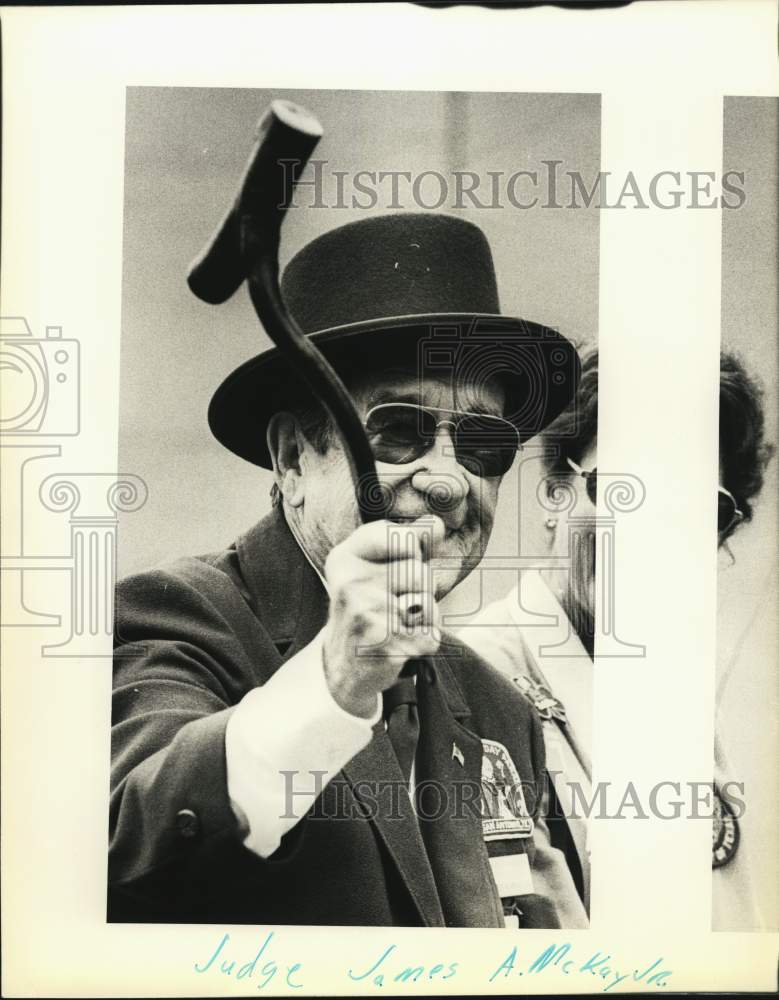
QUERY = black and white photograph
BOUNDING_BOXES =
[111,86,600,930]
[1,3,777,996]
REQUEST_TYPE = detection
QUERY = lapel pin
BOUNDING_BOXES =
[452,742,465,767]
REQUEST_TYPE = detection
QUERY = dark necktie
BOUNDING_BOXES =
[382,666,419,786]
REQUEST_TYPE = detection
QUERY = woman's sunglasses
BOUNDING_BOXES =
[566,457,744,536]
[364,403,520,478]
[566,457,597,506]
[717,486,744,537]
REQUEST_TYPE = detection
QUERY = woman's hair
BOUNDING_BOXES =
[718,350,775,536]
[540,345,599,477]
[540,345,774,540]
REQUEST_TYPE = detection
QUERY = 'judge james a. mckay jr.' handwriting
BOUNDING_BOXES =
[193,932,673,994]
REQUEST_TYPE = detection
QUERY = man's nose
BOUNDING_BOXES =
[410,427,469,514]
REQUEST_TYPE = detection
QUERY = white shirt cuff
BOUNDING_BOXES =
[225,626,381,859]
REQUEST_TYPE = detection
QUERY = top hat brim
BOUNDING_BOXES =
[208,313,580,470]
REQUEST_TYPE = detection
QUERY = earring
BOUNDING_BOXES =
[544,517,558,530]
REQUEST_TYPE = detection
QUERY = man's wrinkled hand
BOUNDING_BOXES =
[322,516,444,718]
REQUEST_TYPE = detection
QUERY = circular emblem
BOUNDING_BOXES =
[712,785,739,868]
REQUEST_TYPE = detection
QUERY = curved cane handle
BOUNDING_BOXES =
[187,100,388,523]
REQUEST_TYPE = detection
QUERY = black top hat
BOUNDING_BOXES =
[209,213,581,468]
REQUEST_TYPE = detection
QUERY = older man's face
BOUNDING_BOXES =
[297,371,510,598]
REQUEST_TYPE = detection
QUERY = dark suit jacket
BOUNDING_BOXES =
[109,507,558,927]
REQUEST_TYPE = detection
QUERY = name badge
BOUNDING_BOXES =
[490,852,534,898]
[481,738,535,840]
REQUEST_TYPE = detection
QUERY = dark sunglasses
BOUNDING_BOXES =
[566,457,744,536]
[364,403,520,478]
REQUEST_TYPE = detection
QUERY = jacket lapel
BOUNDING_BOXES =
[415,657,504,927]
[342,727,446,927]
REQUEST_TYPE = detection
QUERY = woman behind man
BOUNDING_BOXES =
[461,347,774,929]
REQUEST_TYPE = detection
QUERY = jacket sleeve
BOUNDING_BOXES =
[109,562,257,898]
[109,558,380,916]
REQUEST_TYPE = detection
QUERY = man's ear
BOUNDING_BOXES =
[266,412,306,508]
